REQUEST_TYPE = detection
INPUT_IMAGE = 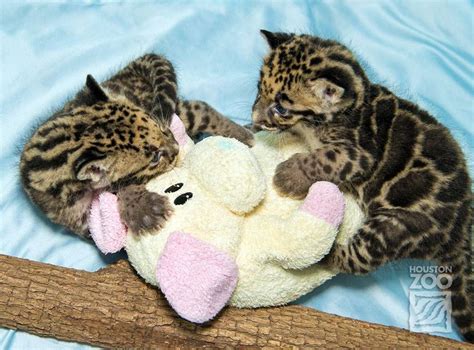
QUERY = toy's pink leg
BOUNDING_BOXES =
[300,181,345,228]
[156,232,238,324]
[88,192,127,254]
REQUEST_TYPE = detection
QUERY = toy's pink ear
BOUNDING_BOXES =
[156,232,238,323]
[170,114,189,147]
[88,192,127,254]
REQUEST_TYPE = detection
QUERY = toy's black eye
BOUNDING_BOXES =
[174,192,193,205]
[150,150,163,166]
[165,183,183,193]
[273,103,289,117]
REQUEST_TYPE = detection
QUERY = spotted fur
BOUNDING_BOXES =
[21,54,252,238]
[252,31,473,341]
[177,100,254,146]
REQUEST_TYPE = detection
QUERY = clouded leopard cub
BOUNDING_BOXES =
[21,53,253,238]
[252,31,472,341]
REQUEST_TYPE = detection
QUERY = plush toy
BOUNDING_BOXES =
[88,114,365,323]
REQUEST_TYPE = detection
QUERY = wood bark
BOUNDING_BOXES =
[0,254,471,349]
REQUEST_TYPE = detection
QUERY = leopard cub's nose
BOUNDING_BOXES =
[161,146,179,162]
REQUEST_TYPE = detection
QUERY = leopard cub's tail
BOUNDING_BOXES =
[441,211,473,343]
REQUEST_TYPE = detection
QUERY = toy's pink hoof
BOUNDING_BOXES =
[300,181,345,227]
[156,232,238,324]
[88,192,127,254]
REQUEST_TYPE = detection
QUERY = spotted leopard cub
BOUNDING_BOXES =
[252,31,473,341]
[21,54,253,238]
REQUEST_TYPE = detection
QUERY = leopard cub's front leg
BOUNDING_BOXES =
[273,153,316,199]
[273,145,373,199]
[118,185,174,234]
[178,100,255,147]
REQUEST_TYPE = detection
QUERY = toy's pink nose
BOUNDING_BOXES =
[156,232,238,323]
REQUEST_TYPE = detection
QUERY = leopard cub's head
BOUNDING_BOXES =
[252,30,369,131]
[74,76,179,189]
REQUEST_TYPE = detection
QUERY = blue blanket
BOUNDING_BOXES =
[1,0,472,347]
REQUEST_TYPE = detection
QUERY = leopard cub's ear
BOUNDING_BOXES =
[260,30,294,50]
[74,147,109,183]
[85,74,109,103]
[309,78,345,105]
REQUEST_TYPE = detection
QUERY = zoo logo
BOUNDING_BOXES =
[408,265,452,334]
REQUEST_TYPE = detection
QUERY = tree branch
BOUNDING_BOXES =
[0,254,470,349]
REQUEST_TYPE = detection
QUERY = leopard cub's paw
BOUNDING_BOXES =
[239,128,255,147]
[118,185,173,235]
[228,126,255,147]
[273,154,314,200]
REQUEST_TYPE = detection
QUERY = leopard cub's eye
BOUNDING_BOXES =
[150,150,163,166]
[273,103,289,117]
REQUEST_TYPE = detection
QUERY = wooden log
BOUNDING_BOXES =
[0,254,471,349]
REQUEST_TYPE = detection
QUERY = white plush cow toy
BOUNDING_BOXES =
[89,114,364,323]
